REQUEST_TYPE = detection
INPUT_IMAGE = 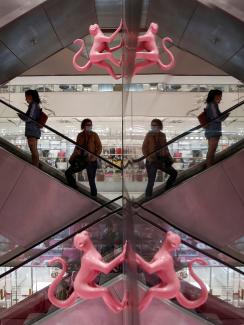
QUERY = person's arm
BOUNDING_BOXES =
[23,103,40,124]
[69,133,82,163]
[18,112,28,121]
[18,105,34,122]
[161,133,172,159]
[142,134,150,157]
[205,103,218,122]
[88,133,102,161]
[207,103,229,122]
[95,133,102,156]
[29,103,40,121]
[219,110,229,121]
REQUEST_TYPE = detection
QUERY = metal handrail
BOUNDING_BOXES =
[0,206,122,279]
[137,203,244,266]
[136,212,244,276]
[0,195,122,268]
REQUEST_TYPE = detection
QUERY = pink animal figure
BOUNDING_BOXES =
[73,20,123,80]
[48,231,127,313]
[133,22,175,76]
[135,231,208,312]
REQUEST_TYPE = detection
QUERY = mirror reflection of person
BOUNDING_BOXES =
[65,119,102,196]
[18,89,42,167]
[142,119,178,197]
[204,89,229,167]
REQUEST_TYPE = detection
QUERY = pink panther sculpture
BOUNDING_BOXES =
[48,231,127,313]
[73,20,122,80]
[133,22,175,76]
[135,231,208,312]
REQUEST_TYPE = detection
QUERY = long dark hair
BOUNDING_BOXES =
[25,89,41,104]
[206,89,222,103]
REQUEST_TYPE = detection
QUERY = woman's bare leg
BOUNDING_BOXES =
[206,137,220,168]
[27,137,39,167]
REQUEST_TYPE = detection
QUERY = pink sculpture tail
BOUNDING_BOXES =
[48,257,77,308]
[73,39,92,72]
[158,37,175,71]
[176,258,208,309]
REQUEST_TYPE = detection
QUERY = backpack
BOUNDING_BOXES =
[38,109,48,128]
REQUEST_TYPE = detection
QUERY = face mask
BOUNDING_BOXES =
[85,126,92,132]
[151,126,160,132]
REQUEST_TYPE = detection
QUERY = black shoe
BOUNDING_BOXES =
[165,182,174,191]
[70,183,78,190]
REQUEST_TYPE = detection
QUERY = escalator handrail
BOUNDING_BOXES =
[136,212,244,276]
[137,203,244,266]
[3,205,243,281]
[0,99,122,170]
[0,206,122,279]
[132,99,244,163]
[0,195,122,268]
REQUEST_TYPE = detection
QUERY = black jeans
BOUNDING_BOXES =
[65,160,98,196]
[145,160,178,197]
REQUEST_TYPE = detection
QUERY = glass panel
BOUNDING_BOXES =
[0,213,123,323]
[0,199,122,273]
[0,100,122,202]
[125,100,244,199]
[136,208,242,271]
[134,215,244,323]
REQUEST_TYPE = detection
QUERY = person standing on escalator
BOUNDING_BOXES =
[205,89,229,168]
[142,119,178,197]
[18,89,42,167]
[65,119,102,196]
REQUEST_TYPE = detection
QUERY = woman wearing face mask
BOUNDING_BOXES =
[18,89,42,167]
[205,89,229,167]
[142,119,177,197]
[65,118,102,196]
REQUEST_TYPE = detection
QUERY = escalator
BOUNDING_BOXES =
[133,214,244,325]
[0,209,123,324]
[134,100,244,264]
[0,201,243,324]
[0,99,122,268]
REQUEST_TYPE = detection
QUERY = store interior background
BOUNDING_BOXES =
[0,0,244,314]
[0,1,243,201]
[1,74,243,200]
[0,1,244,201]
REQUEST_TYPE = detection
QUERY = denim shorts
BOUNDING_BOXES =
[205,130,222,139]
